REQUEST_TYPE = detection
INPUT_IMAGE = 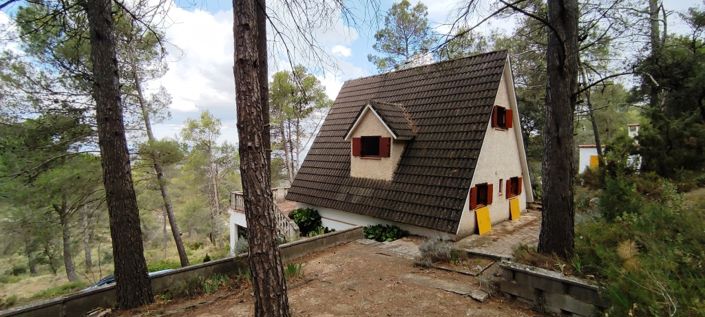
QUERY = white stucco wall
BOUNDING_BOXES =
[349,108,405,180]
[578,147,599,174]
[297,203,455,240]
[455,60,531,237]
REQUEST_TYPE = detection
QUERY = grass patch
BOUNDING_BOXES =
[283,263,303,280]
[29,281,87,301]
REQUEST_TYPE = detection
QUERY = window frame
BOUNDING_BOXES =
[360,136,381,157]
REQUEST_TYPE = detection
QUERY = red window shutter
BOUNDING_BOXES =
[469,187,477,210]
[352,137,361,156]
[487,183,494,205]
[506,180,512,199]
[379,137,391,157]
[517,177,523,195]
[491,106,498,127]
[506,109,513,128]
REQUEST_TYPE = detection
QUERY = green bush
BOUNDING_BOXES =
[7,264,27,276]
[599,176,643,222]
[147,259,181,272]
[0,295,18,309]
[363,224,408,242]
[202,274,229,294]
[290,208,330,237]
[575,176,705,316]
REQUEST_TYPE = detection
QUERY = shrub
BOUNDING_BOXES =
[289,208,323,236]
[575,175,705,316]
[363,224,407,242]
[416,237,452,267]
[147,259,180,272]
[0,295,18,309]
[284,263,304,280]
[599,176,643,222]
[579,167,601,189]
[8,265,27,276]
[202,254,211,263]
[202,274,229,294]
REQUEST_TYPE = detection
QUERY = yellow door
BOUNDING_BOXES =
[510,197,520,220]
[589,155,599,170]
[475,206,492,235]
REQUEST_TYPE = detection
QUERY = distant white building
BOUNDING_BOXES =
[578,145,602,174]
[628,124,640,140]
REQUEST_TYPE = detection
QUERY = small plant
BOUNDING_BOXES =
[416,237,453,267]
[363,224,408,242]
[284,263,303,280]
[202,274,229,294]
[289,208,323,236]
[235,238,249,254]
[202,253,212,263]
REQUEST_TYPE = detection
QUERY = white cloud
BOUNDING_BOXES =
[331,45,352,57]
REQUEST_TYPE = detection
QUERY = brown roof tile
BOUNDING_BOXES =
[287,51,508,233]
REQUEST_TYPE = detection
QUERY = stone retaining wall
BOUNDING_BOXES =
[0,227,363,317]
[498,261,607,316]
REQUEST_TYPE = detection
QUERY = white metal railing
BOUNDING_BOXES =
[229,187,299,239]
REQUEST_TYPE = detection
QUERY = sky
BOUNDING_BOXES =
[0,0,701,144]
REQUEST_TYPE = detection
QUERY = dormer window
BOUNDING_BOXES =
[491,105,512,129]
[362,136,380,157]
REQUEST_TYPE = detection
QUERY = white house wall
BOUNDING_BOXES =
[349,110,405,180]
[456,61,530,237]
[578,147,598,174]
[297,203,455,240]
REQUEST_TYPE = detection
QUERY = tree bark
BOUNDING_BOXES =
[82,208,93,272]
[129,52,190,267]
[83,0,153,309]
[538,0,579,259]
[233,0,291,315]
[280,119,295,183]
[648,0,662,109]
[54,203,79,282]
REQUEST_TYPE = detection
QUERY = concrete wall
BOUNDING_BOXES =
[0,227,363,317]
[498,262,607,316]
[349,107,405,181]
[299,203,455,240]
[456,61,531,237]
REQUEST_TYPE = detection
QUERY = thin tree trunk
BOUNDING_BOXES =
[129,52,190,267]
[538,0,579,259]
[24,237,37,275]
[579,66,603,166]
[43,243,58,275]
[162,210,168,260]
[233,0,291,315]
[648,0,661,109]
[83,208,93,272]
[84,0,153,308]
[294,117,301,168]
[54,203,79,282]
[280,120,294,183]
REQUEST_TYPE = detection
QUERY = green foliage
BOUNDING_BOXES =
[202,274,229,294]
[202,253,211,263]
[30,281,87,300]
[367,0,435,72]
[138,139,184,167]
[284,263,304,280]
[363,224,408,242]
[0,295,18,309]
[599,176,643,222]
[147,259,180,272]
[7,264,27,276]
[576,176,705,316]
[289,208,323,236]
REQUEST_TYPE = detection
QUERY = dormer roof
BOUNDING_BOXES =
[344,100,416,141]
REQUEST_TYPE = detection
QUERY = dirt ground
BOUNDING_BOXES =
[119,240,537,317]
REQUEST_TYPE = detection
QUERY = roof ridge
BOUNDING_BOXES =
[345,50,508,85]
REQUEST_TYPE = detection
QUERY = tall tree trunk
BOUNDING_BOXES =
[24,237,37,275]
[648,0,661,109]
[233,0,291,315]
[280,120,295,183]
[162,210,168,260]
[208,156,220,246]
[84,0,153,309]
[54,203,79,282]
[130,52,190,267]
[579,66,603,166]
[538,0,579,259]
[82,208,93,272]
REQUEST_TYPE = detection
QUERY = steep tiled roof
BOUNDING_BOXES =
[286,51,508,233]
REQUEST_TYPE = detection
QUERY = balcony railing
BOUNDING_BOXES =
[229,187,299,240]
